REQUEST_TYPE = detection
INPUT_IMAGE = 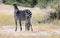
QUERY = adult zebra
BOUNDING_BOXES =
[13,4,33,31]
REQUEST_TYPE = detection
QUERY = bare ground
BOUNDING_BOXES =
[0,24,60,38]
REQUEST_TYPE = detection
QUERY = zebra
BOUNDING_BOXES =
[13,4,33,31]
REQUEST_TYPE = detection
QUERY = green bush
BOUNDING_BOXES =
[2,0,60,8]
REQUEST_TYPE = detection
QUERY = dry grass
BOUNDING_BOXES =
[0,25,60,38]
[0,34,60,38]
[0,13,14,25]
[0,4,56,25]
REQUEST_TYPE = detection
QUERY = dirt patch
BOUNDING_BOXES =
[0,24,60,38]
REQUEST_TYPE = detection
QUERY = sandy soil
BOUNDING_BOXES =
[0,24,60,38]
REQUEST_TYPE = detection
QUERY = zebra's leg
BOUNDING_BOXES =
[27,23,30,30]
[15,19,17,31]
[30,22,33,31]
[25,23,27,31]
[25,22,33,31]
[25,17,32,31]
[28,19,33,31]
[19,19,22,31]
[25,23,30,31]
[27,23,31,30]
[25,19,30,31]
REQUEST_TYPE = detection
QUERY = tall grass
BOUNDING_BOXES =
[0,12,42,26]
[0,13,14,26]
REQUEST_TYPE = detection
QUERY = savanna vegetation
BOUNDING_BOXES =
[0,0,60,38]
[1,0,60,8]
[0,0,60,25]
